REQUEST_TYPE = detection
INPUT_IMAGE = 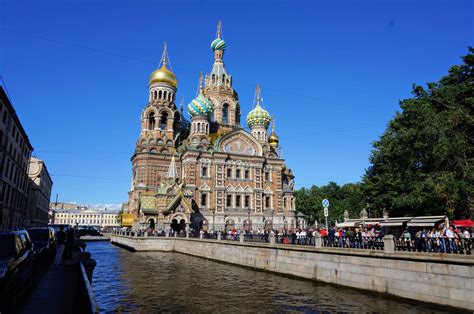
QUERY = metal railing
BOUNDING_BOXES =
[243,234,269,243]
[394,237,472,254]
[322,236,385,250]
[222,233,240,241]
[275,235,315,246]
[111,230,472,256]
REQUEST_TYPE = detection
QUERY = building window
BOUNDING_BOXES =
[226,195,232,207]
[160,112,168,130]
[226,168,232,178]
[265,172,270,181]
[148,112,155,130]
[236,195,241,208]
[201,166,208,177]
[283,198,287,209]
[222,104,229,124]
[245,195,250,208]
[244,170,250,180]
[236,169,241,179]
[265,196,271,208]
[201,193,207,207]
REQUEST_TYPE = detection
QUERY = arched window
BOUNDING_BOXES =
[222,103,229,124]
[154,90,157,99]
[168,92,172,101]
[205,124,208,133]
[160,112,168,130]
[158,90,163,99]
[212,74,216,84]
[148,112,155,130]
[163,91,167,100]
[222,74,226,84]
[197,122,202,133]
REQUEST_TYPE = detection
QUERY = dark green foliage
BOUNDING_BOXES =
[362,48,474,219]
[295,182,365,224]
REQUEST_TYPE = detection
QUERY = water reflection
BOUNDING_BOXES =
[87,241,451,313]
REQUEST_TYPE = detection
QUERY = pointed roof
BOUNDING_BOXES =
[167,155,178,179]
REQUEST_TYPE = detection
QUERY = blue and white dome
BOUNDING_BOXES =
[188,92,214,117]
[211,38,227,52]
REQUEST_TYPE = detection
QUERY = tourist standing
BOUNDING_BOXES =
[54,226,67,265]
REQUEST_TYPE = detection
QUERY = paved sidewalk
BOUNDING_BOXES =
[21,262,78,314]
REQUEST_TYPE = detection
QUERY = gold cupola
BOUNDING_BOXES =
[268,118,279,148]
[149,42,178,89]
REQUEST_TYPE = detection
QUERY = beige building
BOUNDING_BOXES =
[124,22,297,232]
[27,157,53,227]
[53,208,120,227]
[0,86,34,231]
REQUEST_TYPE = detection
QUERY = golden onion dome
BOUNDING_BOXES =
[149,65,178,88]
[268,132,279,147]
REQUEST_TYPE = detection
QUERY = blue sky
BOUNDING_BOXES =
[0,0,472,207]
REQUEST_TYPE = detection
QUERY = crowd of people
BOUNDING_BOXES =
[133,222,472,255]
[395,224,472,254]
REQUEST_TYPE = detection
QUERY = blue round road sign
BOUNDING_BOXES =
[322,199,329,207]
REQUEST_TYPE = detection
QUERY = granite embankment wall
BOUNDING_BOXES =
[110,235,474,310]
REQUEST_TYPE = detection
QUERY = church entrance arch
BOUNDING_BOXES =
[148,218,156,230]
[169,213,189,233]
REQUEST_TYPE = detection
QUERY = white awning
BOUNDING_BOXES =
[336,221,362,228]
[407,216,445,227]
[380,217,413,227]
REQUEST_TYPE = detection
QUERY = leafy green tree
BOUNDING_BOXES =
[363,48,474,219]
[295,182,365,225]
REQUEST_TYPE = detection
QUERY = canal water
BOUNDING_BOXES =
[86,241,452,313]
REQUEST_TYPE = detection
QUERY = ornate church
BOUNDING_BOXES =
[123,22,297,232]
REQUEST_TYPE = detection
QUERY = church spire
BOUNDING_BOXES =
[161,42,168,67]
[217,19,222,38]
[254,84,262,108]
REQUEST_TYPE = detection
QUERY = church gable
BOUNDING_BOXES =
[216,130,263,156]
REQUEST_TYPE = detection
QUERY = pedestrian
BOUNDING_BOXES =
[54,225,67,265]
[64,227,76,259]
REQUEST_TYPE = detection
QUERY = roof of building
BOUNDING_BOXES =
[336,215,446,228]
[54,208,120,214]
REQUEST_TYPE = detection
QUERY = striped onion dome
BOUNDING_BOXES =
[211,38,227,51]
[188,91,214,117]
[246,103,271,128]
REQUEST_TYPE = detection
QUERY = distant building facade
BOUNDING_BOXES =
[52,207,120,227]
[124,22,297,232]
[0,86,34,231]
[27,157,53,227]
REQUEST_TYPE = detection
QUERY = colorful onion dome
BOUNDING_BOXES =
[149,65,177,88]
[246,104,271,128]
[188,91,214,117]
[211,38,226,52]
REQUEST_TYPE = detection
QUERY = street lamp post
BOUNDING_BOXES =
[271,209,274,231]
[212,208,215,232]
[247,209,251,232]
